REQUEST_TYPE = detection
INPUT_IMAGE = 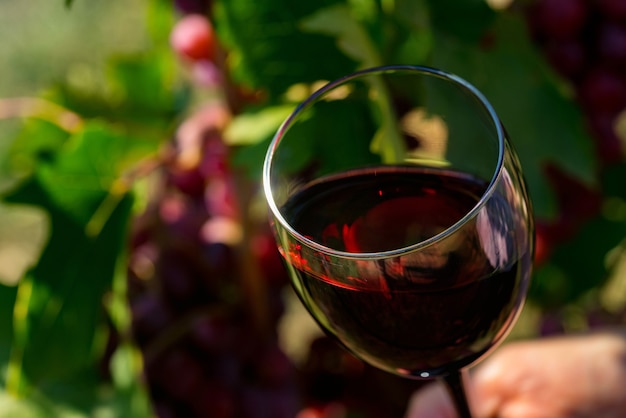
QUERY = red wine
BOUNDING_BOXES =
[280,167,529,378]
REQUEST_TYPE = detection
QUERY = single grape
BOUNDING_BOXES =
[539,311,566,336]
[152,400,179,418]
[533,222,554,266]
[198,131,229,178]
[587,111,624,165]
[187,381,237,418]
[189,313,239,354]
[175,104,232,168]
[158,195,207,244]
[543,39,586,79]
[200,242,236,284]
[167,166,206,197]
[579,68,626,113]
[597,22,626,68]
[544,164,602,231]
[204,176,240,219]
[170,14,217,61]
[597,0,626,21]
[253,343,295,388]
[147,348,207,402]
[158,249,204,309]
[531,0,588,39]
[191,59,224,89]
[239,387,300,418]
[130,293,173,346]
[208,353,241,387]
[251,228,289,286]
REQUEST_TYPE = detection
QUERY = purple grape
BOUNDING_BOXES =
[188,381,236,418]
[148,348,206,402]
[597,0,626,21]
[531,0,588,40]
[544,39,586,79]
[239,387,300,418]
[597,22,626,68]
[579,68,626,113]
[131,293,173,346]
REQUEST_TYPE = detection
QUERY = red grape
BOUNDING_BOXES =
[170,14,217,61]
[539,311,566,336]
[168,166,206,197]
[587,111,624,164]
[597,22,626,68]
[579,68,626,113]
[597,0,626,21]
[191,59,223,88]
[130,293,173,346]
[531,0,588,39]
[148,349,207,402]
[533,222,554,266]
[188,382,237,418]
[544,39,587,78]
[251,229,289,285]
[254,343,295,387]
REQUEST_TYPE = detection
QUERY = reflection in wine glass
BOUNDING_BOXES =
[263,65,534,417]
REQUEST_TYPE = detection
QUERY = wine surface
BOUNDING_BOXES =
[281,166,527,377]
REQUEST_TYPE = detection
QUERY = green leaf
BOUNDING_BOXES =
[224,104,296,146]
[4,178,133,400]
[1,121,139,404]
[106,53,180,119]
[430,12,597,219]
[425,0,495,42]
[391,0,433,65]
[531,212,626,307]
[4,120,71,178]
[26,123,152,228]
[214,0,358,100]
[300,4,382,67]
[49,52,186,137]
[530,164,626,307]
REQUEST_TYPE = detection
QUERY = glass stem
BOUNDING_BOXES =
[442,368,473,418]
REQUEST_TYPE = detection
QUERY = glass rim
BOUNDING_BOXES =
[262,64,506,260]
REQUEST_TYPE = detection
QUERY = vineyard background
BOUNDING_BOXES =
[1,0,626,417]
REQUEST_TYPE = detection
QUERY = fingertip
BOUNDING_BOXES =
[406,382,457,418]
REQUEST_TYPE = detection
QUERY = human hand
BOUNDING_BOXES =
[406,331,626,418]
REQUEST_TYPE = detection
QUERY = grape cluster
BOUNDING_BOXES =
[527,0,626,166]
[126,101,301,417]
[526,0,626,333]
[524,0,626,265]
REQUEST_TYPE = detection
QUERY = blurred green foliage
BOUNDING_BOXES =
[0,0,624,416]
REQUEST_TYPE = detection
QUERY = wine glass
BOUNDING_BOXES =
[262,65,534,417]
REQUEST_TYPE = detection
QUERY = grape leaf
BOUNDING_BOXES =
[224,104,296,146]
[1,123,136,404]
[50,52,185,132]
[530,163,626,306]
[425,0,495,42]
[430,12,597,219]
[213,0,358,100]
[4,120,71,178]
[300,4,382,67]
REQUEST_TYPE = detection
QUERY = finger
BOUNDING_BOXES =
[405,382,457,418]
